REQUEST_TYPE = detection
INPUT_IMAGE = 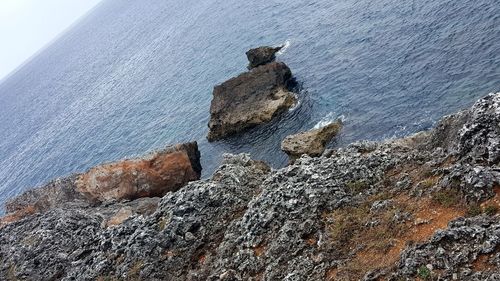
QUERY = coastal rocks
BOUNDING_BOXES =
[76,142,202,201]
[392,216,500,280]
[423,92,500,164]
[1,93,499,280]
[281,120,342,160]
[1,142,201,226]
[4,174,84,214]
[0,154,271,281]
[207,61,297,141]
[245,45,283,69]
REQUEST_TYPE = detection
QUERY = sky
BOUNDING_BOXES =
[0,0,103,80]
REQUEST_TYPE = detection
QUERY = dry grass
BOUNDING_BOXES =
[128,261,144,279]
[253,244,266,257]
[325,193,465,280]
[432,189,461,208]
[419,177,439,189]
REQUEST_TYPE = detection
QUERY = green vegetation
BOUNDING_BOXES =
[432,189,460,208]
[417,265,431,280]
[484,205,498,216]
[466,204,498,217]
[466,204,482,217]
[346,180,370,193]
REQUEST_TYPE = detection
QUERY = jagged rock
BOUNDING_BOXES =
[1,93,499,280]
[421,92,500,165]
[5,174,85,214]
[281,120,342,161]
[2,142,201,225]
[245,45,283,69]
[391,216,500,281]
[76,142,201,201]
[207,61,296,141]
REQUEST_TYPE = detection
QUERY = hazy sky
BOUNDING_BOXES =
[0,0,102,80]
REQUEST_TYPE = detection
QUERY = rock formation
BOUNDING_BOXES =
[207,50,297,141]
[1,93,499,280]
[246,45,283,69]
[281,120,342,161]
[2,142,201,226]
[75,142,201,201]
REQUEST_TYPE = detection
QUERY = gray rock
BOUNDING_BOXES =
[1,93,499,280]
[208,62,297,141]
[246,45,283,69]
[281,120,342,161]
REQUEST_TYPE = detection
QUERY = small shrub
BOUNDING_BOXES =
[128,261,144,278]
[347,180,370,193]
[466,204,482,217]
[417,265,431,280]
[158,216,169,231]
[484,205,498,216]
[432,189,460,208]
[420,177,437,189]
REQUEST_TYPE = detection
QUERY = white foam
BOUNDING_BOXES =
[276,40,291,56]
[288,93,300,111]
[314,112,345,129]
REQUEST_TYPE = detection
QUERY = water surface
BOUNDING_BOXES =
[0,0,498,207]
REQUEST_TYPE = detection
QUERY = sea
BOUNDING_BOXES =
[0,0,498,209]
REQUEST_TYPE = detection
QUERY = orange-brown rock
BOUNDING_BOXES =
[75,142,201,201]
[2,142,201,227]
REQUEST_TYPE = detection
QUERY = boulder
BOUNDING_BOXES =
[246,45,283,69]
[2,142,201,224]
[4,174,85,214]
[75,142,202,201]
[281,120,342,160]
[208,62,297,141]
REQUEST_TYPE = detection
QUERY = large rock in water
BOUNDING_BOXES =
[207,61,297,141]
[245,45,282,69]
[281,120,342,160]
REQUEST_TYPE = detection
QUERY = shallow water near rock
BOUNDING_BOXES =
[0,0,498,209]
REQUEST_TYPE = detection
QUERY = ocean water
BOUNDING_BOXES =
[0,0,498,208]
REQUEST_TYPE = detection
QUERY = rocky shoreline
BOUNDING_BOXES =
[0,47,499,281]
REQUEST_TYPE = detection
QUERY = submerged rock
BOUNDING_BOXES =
[207,61,296,141]
[245,45,283,69]
[281,120,342,161]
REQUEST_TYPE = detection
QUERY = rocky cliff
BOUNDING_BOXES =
[2,142,201,228]
[0,93,499,281]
